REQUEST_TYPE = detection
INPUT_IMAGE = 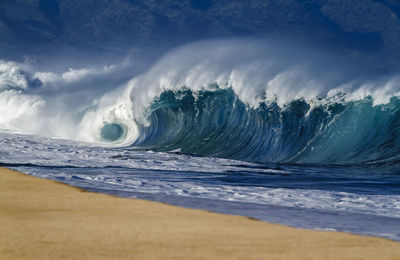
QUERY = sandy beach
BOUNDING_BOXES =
[1,167,400,259]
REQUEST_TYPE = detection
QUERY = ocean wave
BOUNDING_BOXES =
[1,39,400,165]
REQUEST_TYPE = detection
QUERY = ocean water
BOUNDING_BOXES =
[1,39,400,240]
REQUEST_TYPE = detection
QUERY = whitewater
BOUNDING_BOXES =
[1,39,400,240]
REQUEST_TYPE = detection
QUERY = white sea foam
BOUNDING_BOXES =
[1,132,400,219]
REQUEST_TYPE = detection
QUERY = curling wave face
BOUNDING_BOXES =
[1,39,400,165]
[134,88,400,165]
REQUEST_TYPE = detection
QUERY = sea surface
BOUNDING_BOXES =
[1,39,400,240]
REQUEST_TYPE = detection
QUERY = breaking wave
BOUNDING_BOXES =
[1,39,400,165]
[135,87,400,165]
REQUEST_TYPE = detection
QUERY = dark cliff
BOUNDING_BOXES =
[1,0,399,61]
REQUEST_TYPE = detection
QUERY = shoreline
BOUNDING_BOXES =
[1,167,400,259]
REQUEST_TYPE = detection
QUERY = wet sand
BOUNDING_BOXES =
[1,167,400,259]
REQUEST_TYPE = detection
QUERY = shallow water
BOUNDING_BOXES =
[1,132,399,241]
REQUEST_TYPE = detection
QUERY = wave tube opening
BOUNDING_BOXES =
[100,123,125,142]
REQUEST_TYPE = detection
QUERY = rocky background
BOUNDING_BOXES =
[1,0,400,62]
